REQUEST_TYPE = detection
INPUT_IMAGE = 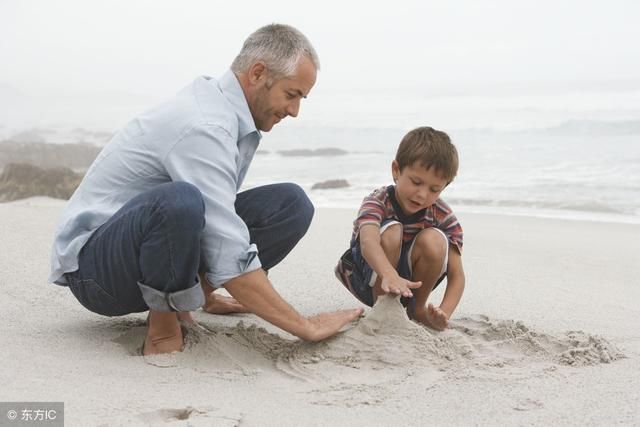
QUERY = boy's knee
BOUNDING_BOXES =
[380,223,403,250]
[414,229,447,260]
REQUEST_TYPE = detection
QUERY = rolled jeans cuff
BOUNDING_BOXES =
[137,279,205,312]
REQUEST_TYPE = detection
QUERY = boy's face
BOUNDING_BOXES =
[392,160,448,215]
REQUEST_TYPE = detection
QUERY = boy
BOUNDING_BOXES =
[335,127,465,330]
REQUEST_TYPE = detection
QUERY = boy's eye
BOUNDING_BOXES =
[411,180,420,185]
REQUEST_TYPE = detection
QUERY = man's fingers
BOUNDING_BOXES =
[306,308,364,341]
[346,308,365,320]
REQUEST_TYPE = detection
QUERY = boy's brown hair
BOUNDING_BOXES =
[395,126,459,183]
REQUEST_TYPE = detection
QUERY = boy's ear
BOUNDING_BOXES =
[391,160,400,183]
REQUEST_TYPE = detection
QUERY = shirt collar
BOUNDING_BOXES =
[218,69,261,141]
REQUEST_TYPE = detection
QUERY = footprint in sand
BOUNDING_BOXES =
[135,406,242,426]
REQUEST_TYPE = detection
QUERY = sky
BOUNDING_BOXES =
[1,0,640,132]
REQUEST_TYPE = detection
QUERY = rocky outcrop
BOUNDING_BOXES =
[0,141,101,171]
[311,179,350,190]
[0,163,83,201]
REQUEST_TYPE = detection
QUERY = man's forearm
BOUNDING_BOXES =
[222,268,312,339]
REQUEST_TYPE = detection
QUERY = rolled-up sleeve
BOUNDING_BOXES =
[163,123,262,287]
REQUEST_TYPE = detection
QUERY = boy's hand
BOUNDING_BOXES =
[426,303,449,330]
[415,303,449,331]
[380,273,422,298]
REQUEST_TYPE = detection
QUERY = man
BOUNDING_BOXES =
[49,24,362,355]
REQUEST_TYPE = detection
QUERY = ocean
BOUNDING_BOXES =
[243,124,640,224]
[2,89,639,224]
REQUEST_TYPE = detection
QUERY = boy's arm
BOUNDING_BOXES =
[359,224,421,298]
[439,245,465,318]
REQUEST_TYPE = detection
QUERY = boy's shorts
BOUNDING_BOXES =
[335,220,448,314]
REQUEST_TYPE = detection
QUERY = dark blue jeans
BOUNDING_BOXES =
[66,182,314,316]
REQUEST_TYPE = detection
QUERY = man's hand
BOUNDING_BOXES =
[297,309,364,342]
[224,269,363,341]
[380,272,422,298]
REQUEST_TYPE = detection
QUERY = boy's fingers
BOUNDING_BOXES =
[402,289,413,297]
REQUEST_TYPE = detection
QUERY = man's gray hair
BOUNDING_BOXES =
[231,24,320,80]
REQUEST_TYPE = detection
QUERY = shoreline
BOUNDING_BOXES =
[297,199,640,226]
[5,194,640,226]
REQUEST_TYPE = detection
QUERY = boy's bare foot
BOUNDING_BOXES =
[202,293,250,315]
[143,311,184,355]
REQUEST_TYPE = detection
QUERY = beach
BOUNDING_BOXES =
[1,197,639,426]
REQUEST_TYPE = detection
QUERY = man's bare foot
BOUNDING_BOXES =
[143,311,184,355]
[202,293,250,315]
[177,311,195,325]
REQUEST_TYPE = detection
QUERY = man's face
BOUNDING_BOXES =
[392,160,449,215]
[250,56,317,132]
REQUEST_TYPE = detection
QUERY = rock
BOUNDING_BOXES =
[311,179,350,190]
[0,163,83,202]
[278,147,348,157]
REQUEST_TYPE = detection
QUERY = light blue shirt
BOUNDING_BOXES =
[49,71,263,287]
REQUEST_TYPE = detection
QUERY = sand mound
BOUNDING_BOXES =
[128,295,623,399]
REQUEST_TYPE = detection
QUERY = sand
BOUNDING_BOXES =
[1,198,639,426]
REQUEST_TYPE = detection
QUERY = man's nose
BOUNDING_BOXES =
[286,99,300,118]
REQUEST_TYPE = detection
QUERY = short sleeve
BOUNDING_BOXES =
[353,187,388,236]
[433,198,463,254]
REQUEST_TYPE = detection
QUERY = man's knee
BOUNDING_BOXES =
[163,181,205,232]
[282,182,314,233]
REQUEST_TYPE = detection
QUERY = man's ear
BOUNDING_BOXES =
[247,61,268,86]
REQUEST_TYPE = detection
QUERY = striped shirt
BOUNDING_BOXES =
[352,185,463,253]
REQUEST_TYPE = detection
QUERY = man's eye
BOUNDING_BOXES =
[286,93,296,99]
